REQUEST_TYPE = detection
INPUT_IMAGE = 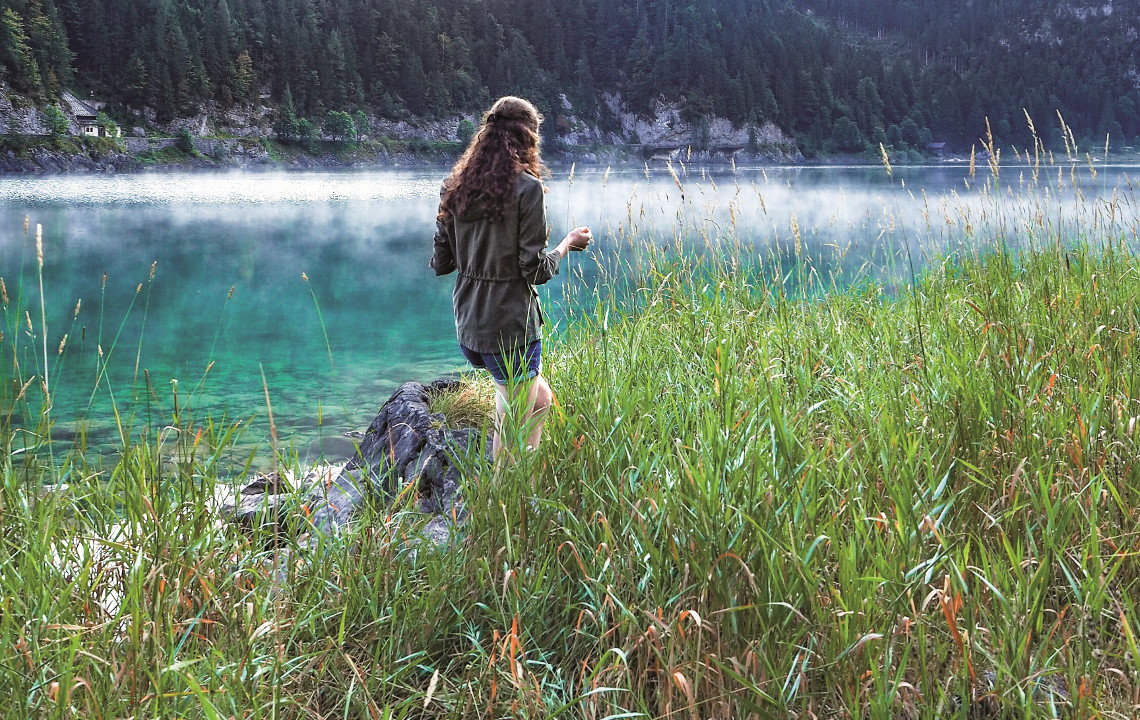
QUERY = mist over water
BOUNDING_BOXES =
[1,164,1133,466]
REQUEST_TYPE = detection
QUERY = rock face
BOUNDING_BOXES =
[0,86,48,135]
[0,83,805,173]
[222,379,488,547]
[0,145,143,173]
[549,93,802,163]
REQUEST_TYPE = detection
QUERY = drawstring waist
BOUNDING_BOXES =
[457,270,520,282]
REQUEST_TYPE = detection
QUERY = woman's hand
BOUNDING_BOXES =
[557,226,592,257]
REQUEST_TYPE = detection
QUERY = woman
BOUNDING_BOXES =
[431,96,591,460]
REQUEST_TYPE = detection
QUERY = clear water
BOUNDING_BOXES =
[1,164,1132,467]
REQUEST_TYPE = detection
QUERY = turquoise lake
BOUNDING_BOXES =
[1,163,1131,468]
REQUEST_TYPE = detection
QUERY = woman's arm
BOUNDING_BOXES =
[517,179,559,285]
[517,180,593,284]
[430,189,457,276]
[430,218,456,276]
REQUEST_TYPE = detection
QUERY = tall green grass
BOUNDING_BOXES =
[2,127,1140,718]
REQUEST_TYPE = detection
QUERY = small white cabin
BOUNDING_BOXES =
[62,92,121,138]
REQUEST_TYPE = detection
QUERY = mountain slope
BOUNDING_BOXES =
[2,0,1138,152]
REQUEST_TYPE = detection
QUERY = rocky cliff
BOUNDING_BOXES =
[1,85,804,172]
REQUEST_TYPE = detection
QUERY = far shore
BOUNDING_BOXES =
[3,134,1139,177]
[0,133,1072,176]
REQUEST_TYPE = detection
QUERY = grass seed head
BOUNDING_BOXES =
[36,224,43,269]
[1,277,6,306]
[73,298,81,317]
[667,161,684,198]
[791,212,802,256]
[58,334,68,355]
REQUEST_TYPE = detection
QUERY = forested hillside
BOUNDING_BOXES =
[1,0,1139,153]
[803,0,1140,149]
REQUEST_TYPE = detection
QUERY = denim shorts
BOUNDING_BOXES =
[460,340,542,385]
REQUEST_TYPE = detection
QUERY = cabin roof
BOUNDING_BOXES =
[61,92,100,120]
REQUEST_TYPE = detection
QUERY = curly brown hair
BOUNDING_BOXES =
[439,96,548,222]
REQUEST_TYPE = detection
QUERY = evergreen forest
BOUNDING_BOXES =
[2,0,1139,153]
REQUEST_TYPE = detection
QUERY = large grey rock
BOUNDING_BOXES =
[224,379,488,546]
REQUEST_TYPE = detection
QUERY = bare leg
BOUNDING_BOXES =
[492,386,508,462]
[524,375,553,450]
[491,374,553,464]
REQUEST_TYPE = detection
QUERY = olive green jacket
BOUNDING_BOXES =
[431,172,561,354]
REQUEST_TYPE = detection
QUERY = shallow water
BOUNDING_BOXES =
[1,163,1133,466]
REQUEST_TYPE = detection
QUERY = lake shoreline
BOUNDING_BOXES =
[0,134,1004,175]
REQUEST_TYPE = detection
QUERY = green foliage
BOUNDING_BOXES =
[323,110,354,142]
[680,94,715,150]
[43,104,69,136]
[456,118,476,145]
[96,111,118,137]
[0,131,30,155]
[900,116,926,148]
[352,110,368,140]
[274,84,299,141]
[296,117,318,147]
[830,116,863,152]
[233,50,255,102]
[273,111,297,142]
[0,4,71,97]
[887,123,903,147]
[746,118,760,154]
[870,124,889,150]
[175,127,195,154]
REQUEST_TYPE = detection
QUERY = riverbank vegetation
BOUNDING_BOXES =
[0,133,123,158]
[2,151,1140,718]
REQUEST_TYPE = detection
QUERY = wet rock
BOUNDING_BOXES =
[223,379,488,547]
[219,469,295,532]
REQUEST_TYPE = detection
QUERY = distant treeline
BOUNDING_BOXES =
[802,0,1140,151]
[2,0,1138,154]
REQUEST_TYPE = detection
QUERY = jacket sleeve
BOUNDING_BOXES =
[517,179,560,285]
[430,190,456,276]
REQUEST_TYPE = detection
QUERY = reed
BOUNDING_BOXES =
[2,122,1139,719]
